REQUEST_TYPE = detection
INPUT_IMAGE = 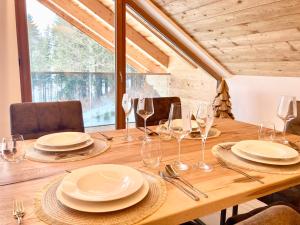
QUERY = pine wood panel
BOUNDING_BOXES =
[1,120,300,224]
[151,0,300,76]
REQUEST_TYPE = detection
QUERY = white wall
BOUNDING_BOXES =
[227,76,300,130]
[0,0,22,137]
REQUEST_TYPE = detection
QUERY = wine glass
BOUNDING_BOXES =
[1,134,25,163]
[122,93,133,142]
[277,96,297,144]
[194,103,214,172]
[137,97,154,141]
[169,102,191,171]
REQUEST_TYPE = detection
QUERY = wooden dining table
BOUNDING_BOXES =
[1,119,300,225]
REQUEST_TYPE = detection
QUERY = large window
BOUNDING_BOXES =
[16,0,170,128]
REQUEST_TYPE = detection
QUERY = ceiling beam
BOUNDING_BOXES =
[77,0,169,68]
[41,0,165,73]
[126,0,229,80]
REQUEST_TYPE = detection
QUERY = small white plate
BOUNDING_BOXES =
[231,145,300,166]
[234,140,298,160]
[37,132,91,148]
[61,164,144,202]
[56,179,149,213]
[167,119,198,130]
[34,139,94,152]
[185,128,221,140]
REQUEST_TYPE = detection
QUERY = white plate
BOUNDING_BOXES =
[34,138,94,152]
[231,145,300,166]
[234,140,298,160]
[37,132,91,148]
[167,119,198,130]
[185,128,221,140]
[61,164,144,202]
[56,179,149,213]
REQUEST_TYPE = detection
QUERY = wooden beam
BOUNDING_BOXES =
[126,0,224,80]
[115,0,126,129]
[14,0,32,102]
[48,0,166,73]
[77,0,169,68]
[38,0,147,73]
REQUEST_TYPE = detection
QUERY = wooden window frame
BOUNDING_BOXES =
[14,0,127,129]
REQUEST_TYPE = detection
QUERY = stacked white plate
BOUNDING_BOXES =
[231,140,300,166]
[56,164,149,212]
[34,132,94,152]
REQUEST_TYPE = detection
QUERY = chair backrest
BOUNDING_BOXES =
[133,97,181,127]
[10,101,84,140]
[287,101,300,135]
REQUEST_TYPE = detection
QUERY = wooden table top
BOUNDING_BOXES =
[1,119,300,225]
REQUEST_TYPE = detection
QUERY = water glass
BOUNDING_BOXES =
[258,122,276,141]
[1,134,25,163]
[157,119,172,141]
[140,138,161,168]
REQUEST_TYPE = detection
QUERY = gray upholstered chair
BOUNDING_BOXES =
[226,203,300,225]
[10,101,84,140]
[133,97,181,127]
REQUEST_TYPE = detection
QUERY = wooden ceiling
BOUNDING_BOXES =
[152,0,300,76]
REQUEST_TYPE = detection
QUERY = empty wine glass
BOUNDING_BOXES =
[195,103,214,172]
[277,96,297,144]
[137,97,154,141]
[122,93,133,142]
[1,134,25,163]
[169,102,191,171]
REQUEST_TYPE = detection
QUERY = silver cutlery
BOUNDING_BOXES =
[165,164,208,198]
[218,160,264,184]
[13,200,25,224]
[97,132,113,141]
[159,171,200,201]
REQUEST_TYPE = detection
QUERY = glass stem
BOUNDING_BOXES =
[126,116,129,139]
[144,118,147,139]
[201,137,206,163]
[283,119,287,141]
[178,138,181,162]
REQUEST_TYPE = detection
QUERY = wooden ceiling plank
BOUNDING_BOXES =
[47,0,165,73]
[77,0,169,68]
[184,0,300,33]
[201,28,300,49]
[153,0,221,16]
[192,13,300,41]
[171,0,279,25]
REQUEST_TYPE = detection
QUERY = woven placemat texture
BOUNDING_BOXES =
[212,142,300,174]
[26,139,110,163]
[35,172,167,225]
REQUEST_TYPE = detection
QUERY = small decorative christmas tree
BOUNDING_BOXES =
[213,79,234,119]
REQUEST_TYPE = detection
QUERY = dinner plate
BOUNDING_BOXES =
[34,138,94,152]
[61,164,144,202]
[37,132,91,148]
[167,119,199,130]
[234,140,298,160]
[231,145,300,166]
[56,179,149,213]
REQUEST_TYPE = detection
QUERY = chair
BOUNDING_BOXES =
[133,97,181,127]
[225,202,300,225]
[286,100,300,135]
[10,101,84,140]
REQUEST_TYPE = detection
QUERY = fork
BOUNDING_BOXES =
[97,132,113,141]
[13,200,25,224]
[218,160,264,184]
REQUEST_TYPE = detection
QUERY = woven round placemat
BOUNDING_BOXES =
[35,171,167,225]
[212,142,300,175]
[26,139,110,163]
